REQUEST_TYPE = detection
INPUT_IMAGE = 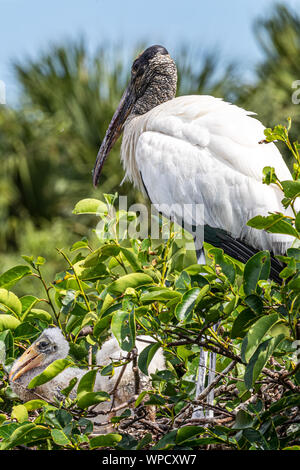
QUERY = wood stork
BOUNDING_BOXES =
[92,45,296,418]
[9,327,165,430]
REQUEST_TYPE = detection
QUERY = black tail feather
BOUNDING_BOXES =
[204,225,283,283]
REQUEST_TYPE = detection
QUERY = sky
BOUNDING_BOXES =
[0,0,300,104]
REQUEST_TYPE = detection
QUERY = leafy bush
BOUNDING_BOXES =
[0,122,300,450]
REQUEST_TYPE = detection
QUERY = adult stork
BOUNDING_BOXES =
[9,327,165,431]
[92,45,296,417]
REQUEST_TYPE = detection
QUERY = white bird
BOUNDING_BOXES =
[9,327,165,430]
[92,45,297,417]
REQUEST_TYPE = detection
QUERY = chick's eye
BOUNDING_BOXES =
[39,341,48,349]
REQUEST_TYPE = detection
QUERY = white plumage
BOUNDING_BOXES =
[9,328,165,429]
[121,95,295,255]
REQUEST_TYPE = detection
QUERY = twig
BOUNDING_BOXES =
[195,361,237,402]
[92,395,139,420]
[167,338,243,364]
[184,416,234,426]
[192,399,235,418]
[138,418,165,435]
[109,352,131,409]
[132,347,140,395]
[263,367,300,392]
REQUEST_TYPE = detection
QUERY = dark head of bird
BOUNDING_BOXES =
[92,45,177,187]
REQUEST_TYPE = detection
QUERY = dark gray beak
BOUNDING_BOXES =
[93,83,135,187]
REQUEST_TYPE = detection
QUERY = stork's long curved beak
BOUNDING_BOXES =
[9,344,45,382]
[93,83,136,187]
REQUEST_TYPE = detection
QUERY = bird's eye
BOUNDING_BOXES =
[132,63,139,74]
[38,341,49,349]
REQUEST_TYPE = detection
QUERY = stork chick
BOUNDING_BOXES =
[9,327,165,427]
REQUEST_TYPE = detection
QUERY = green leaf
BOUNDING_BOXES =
[11,405,28,423]
[90,433,122,449]
[288,274,300,290]
[79,263,108,281]
[242,428,265,446]
[120,247,142,271]
[28,359,73,388]
[263,394,300,419]
[23,400,48,411]
[0,266,32,290]
[0,423,50,450]
[262,166,278,185]
[14,322,40,339]
[264,125,288,143]
[72,198,107,215]
[243,251,271,295]
[0,288,22,317]
[295,212,300,233]
[138,342,161,375]
[232,410,254,429]
[153,430,177,450]
[231,308,257,339]
[110,409,131,423]
[26,308,52,323]
[141,288,181,303]
[136,433,153,450]
[244,334,285,389]
[83,245,120,267]
[135,390,148,407]
[281,180,300,199]
[77,369,97,395]
[20,295,40,318]
[283,446,300,450]
[176,425,206,444]
[70,238,89,252]
[107,273,154,295]
[0,314,20,331]
[209,248,236,284]
[51,428,72,446]
[111,309,136,352]
[77,391,110,409]
[76,369,111,408]
[244,295,263,315]
[242,313,279,363]
[175,287,200,323]
[61,377,78,397]
[94,314,113,337]
[247,214,298,238]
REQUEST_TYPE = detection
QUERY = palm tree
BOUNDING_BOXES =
[237,3,300,152]
[0,40,234,255]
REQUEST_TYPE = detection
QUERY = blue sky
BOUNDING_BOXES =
[0,0,299,104]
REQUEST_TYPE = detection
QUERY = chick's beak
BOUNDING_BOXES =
[92,82,136,187]
[9,344,45,382]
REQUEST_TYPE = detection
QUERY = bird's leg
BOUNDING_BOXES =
[192,245,209,418]
[206,323,219,418]
[207,349,216,418]
[192,348,208,418]
[195,247,206,265]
